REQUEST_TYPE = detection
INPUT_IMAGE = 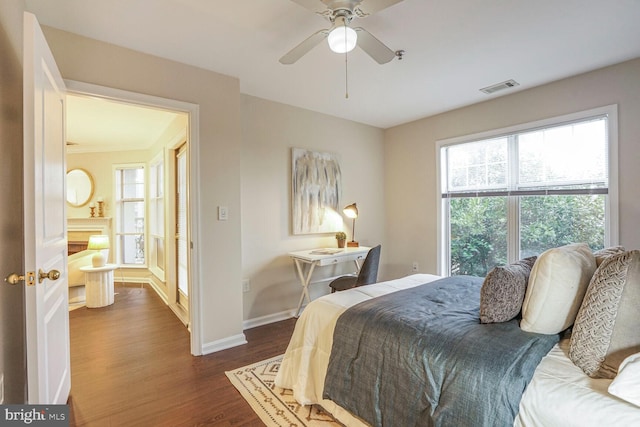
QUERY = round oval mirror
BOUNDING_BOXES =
[66,168,94,207]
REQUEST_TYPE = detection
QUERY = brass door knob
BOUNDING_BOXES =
[4,271,36,286]
[38,269,61,283]
[5,273,23,285]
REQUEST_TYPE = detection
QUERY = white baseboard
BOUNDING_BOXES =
[114,276,168,304]
[243,308,298,330]
[145,280,169,304]
[169,303,189,327]
[201,333,248,355]
[114,276,147,284]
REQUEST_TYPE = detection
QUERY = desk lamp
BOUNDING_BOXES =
[343,203,359,247]
[87,235,110,267]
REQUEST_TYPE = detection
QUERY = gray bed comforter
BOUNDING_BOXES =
[323,275,559,427]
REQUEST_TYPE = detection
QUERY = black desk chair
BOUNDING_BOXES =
[329,245,381,293]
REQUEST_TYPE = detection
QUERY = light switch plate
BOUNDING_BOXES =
[218,206,228,221]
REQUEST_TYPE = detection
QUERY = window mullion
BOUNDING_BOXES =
[506,135,520,263]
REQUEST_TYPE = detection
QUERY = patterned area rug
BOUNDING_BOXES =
[226,355,342,427]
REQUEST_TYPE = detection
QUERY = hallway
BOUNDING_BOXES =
[68,283,295,426]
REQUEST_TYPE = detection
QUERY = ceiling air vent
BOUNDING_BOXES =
[480,79,520,95]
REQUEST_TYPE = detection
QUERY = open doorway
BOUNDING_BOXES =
[64,81,201,352]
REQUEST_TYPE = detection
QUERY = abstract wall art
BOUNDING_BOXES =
[291,148,342,235]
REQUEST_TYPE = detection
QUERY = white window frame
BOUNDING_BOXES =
[113,163,147,268]
[436,105,619,276]
[149,153,165,280]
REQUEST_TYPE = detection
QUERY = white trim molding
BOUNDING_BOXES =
[242,309,297,330]
[201,334,248,355]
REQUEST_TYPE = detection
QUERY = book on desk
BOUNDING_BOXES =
[309,248,344,255]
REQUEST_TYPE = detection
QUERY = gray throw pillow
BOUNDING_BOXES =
[569,250,640,378]
[480,256,537,324]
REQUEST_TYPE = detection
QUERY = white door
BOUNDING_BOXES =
[23,12,70,404]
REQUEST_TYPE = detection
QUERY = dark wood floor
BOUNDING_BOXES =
[68,283,297,426]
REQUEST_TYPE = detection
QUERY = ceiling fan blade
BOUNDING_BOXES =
[356,0,404,16]
[354,27,396,64]
[280,29,329,64]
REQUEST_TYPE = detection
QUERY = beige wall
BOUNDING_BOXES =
[43,27,244,349]
[240,95,385,322]
[67,115,187,219]
[0,0,27,403]
[67,150,148,219]
[384,58,640,278]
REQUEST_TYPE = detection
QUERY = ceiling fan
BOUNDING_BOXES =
[280,0,405,65]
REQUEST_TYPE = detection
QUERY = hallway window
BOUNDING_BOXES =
[115,165,146,266]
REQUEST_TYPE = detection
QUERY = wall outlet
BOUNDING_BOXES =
[242,279,250,293]
[412,262,419,272]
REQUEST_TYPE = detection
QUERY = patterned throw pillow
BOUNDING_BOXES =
[480,256,537,324]
[593,246,626,267]
[569,250,640,378]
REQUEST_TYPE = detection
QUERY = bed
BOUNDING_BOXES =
[275,263,640,426]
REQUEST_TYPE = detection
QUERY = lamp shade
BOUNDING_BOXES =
[343,203,359,247]
[87,235,110,250]
[87,235,110,267]
[343,203,358,218]
[328,24,357,53]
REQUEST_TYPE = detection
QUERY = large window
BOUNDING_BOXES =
[438,106,617,276]
[114,165,146,266]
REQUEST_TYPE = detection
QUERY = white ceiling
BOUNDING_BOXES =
[66,94,183,153]
[25,0,640,130]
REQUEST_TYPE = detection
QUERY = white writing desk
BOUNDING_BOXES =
[289,246,371,317]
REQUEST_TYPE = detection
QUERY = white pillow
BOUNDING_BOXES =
[609,353,640,407]
[521,243,596,334]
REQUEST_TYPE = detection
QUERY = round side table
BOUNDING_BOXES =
[80,264,118,308]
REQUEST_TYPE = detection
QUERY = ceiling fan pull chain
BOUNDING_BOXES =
[345,50,349,99]
[344,25,349,99]
[344,24,349,99]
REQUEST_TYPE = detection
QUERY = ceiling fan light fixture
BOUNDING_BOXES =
[328,25,357,53]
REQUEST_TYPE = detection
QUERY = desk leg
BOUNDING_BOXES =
[294,259,316,317]
[354,259,363,272]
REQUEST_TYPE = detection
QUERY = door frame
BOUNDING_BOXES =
[65,80,203,356]
[170,141,190,321]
